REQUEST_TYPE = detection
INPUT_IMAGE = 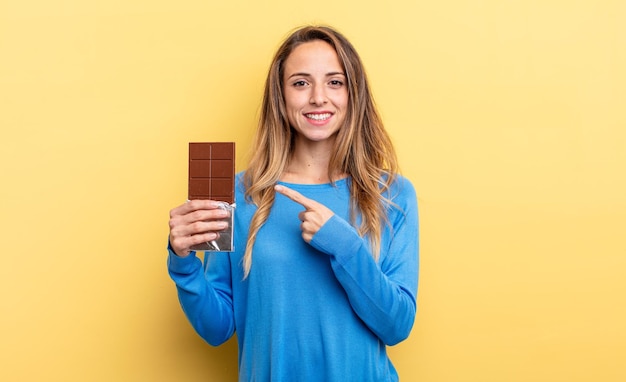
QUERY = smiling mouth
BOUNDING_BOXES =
[305,113,332,121]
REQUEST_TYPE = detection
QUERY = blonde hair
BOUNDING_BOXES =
[242,25,398,278]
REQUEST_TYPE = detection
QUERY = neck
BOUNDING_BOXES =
[281,138,339,184]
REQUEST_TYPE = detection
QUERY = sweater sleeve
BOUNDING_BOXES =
[167,243,235,346]
[309,178,419,346]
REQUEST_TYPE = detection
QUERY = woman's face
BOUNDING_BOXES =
[282,40,348,145]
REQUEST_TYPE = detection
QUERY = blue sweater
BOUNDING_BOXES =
[168,174,419,381]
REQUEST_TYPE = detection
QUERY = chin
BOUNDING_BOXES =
[303,132,337,142]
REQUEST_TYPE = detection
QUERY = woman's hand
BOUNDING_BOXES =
[274,185,335,243]
[168,200,231,257]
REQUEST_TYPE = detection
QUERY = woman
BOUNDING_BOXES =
[168,25,419,381]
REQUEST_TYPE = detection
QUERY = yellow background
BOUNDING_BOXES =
[1,0,624,381]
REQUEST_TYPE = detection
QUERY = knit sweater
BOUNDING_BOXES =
[168,174,419,381]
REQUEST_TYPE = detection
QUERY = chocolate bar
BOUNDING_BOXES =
[188,142,235,252]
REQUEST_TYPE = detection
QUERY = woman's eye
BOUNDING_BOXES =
[293,80,308,87]
[329,80,344,87]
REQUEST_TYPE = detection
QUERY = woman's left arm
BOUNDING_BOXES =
[275,179,419,346]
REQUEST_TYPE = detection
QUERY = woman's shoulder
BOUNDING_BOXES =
[234,171,246,193]
[383,174,417,216]
[386,173,416,196]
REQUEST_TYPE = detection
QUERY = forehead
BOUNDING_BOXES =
[283,40,344,75]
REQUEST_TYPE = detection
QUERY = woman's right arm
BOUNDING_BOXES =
[167,200,235,346]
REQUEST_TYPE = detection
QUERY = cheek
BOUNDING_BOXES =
[333,90,349,110]
[284,100,298,121]
[284,91,302,111]
[283,99,299,127]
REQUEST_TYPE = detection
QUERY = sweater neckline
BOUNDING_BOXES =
[277,176,349,190]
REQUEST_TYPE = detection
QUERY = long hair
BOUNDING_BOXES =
[242,25,398,278]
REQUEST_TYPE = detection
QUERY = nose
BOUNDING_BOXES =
[309,84,328,106]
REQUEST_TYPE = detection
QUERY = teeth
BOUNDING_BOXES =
[305,113,331,121]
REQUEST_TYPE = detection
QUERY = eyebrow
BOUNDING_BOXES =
[287,71,346,79]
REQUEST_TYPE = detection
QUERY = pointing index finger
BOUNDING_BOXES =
[274,184,317,210]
